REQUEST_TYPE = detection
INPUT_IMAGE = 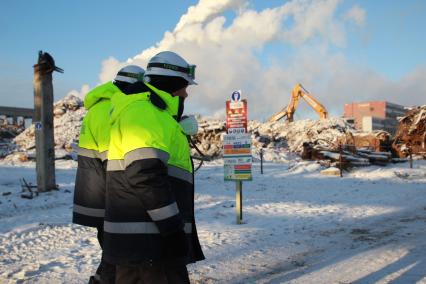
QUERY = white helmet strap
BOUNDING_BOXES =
[117,71,144,81]
[147,62,196,80]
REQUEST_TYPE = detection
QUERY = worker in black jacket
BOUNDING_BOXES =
[73,65,145,283]
[103,51,204,283]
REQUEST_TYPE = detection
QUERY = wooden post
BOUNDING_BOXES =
[260,148,264,174]
[33,51,63,192]
[409,147,413,169]
[236,181,243,224]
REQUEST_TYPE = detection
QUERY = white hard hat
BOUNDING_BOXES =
[114,65,145,84]
[144,51,197,85]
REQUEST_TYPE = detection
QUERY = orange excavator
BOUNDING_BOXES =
[267,83,328,122]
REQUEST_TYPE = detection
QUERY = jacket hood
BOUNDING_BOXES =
[144,83,180,117]
[109,82,180,124]
[84,81,119,110]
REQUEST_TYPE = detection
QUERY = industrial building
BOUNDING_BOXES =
[343,101,407,134]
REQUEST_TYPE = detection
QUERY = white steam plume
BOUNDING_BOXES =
[95,0,425,120]
[343,4,366,27]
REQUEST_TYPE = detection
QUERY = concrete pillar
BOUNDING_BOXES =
[33,51,63,192]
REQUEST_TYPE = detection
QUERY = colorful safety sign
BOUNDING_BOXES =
[224,90,252,182]
[223,133,252,181]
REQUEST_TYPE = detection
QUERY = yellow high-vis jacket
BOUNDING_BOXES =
[73,81,118,227]
[103,82,204,265]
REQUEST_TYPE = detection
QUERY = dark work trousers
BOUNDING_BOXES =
[115,263,190,284]
[93,226,116,284]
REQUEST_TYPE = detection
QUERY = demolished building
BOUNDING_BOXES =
[2,94,422,168]
[392,105,426,158]
[2,94,85,162]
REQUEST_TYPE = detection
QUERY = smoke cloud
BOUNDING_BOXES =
[343,5,366,27]
[67,84,90,100]
[91,0,424,120]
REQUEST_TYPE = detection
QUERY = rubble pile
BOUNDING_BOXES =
[4,94,85,163]
[193,117,400,167]
[392,105,426,158]
[0,124,25,158]
[191,117,356,161]
[192,119,226,158]
[350,131,391,152]
[315,147,394,169]
[1,95,417,168]
[252,118,354,152]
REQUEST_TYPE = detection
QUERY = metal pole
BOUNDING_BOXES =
[236,180,243,224]
[260,148,263,174]
[33,51,62,192]
[339,144,343,178]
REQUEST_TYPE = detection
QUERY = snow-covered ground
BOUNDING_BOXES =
[1,159,426,283]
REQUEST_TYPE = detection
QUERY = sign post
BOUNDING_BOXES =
[236,180,242,224]
[224,90,252,224]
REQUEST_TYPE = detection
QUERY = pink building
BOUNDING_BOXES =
[343,101,406,134]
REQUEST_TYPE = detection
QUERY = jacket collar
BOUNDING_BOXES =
[109,83,179,124]
[144,82,180,117]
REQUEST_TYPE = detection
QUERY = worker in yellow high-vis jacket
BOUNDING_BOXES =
[73,65,145,284]
[104,51,204,283]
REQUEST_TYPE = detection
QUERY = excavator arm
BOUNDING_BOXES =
[299,85,328,120]
[267,106,289,122]
[267,83,328,123]
[267,85,301,122]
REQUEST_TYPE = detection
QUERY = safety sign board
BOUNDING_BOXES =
[223,133,252,181]
[226,99,248,131]
[35,122,42,130]
[231,90,241,102]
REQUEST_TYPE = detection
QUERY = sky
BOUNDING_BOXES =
[1,0,426,121]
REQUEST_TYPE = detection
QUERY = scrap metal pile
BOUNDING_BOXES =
[392,105,426,158]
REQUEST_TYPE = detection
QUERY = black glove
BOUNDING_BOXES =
[162,230,189,259]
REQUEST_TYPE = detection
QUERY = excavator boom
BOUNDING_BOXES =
[267,106,289,122]
[268,83,328,122]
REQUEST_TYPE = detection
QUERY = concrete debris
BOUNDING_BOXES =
[0,124,25,158]
[192,117,357,162]
[1,95,421,169]
[3,94,85,163]
[350,131,391,152]
[392,105,426,158]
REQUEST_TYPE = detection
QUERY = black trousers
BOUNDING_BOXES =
[94,226,116,284]
[115,263,190,284]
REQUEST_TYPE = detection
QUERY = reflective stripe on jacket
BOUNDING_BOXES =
[73,82,118,227]
[104,83,205,265]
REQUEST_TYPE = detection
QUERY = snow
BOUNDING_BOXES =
[1,160,426,283]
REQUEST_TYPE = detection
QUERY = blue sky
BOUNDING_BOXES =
[1,0,425,119]
[0,0,198,106]
[342,0,426,79]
